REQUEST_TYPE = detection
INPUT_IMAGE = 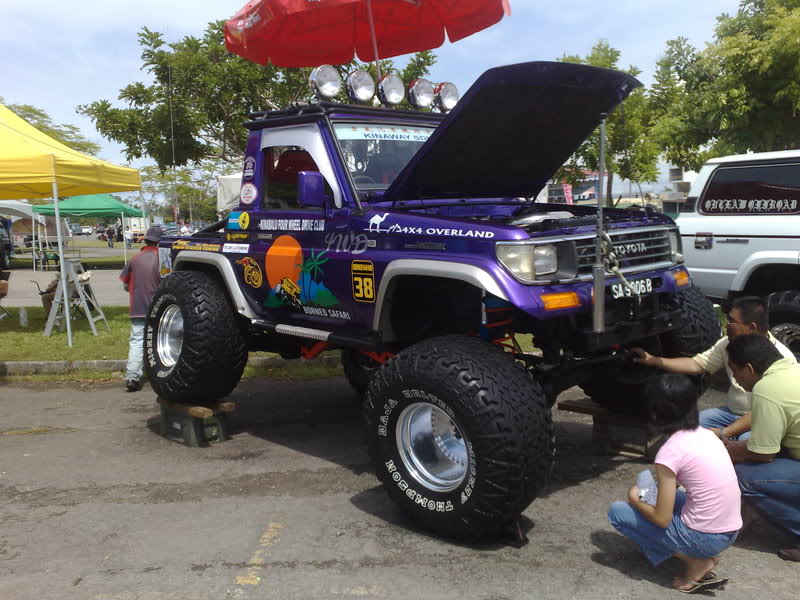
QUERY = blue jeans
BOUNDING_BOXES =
[125,318,145,380]
[735,458,800,543]
[699,406,751,441]
[608,491,739,566]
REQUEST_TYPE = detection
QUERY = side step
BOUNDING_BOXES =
[251,319,382,350]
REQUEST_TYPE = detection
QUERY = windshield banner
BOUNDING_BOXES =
[334,125,433,143]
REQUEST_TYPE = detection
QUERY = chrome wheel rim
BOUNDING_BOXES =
[157,304,184,368]
[396,402,468,493]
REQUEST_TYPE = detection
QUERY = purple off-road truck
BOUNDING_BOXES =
[145,62,719,539]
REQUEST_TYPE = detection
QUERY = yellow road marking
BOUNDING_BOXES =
[235,522,283,586]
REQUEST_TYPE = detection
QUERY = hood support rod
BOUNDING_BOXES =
[592,114,608,334]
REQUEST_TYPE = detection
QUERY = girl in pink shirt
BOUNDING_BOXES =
[608,374,742,593]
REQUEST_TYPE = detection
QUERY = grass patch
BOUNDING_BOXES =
[0,306,131,361]
[0,307,341,381]
[243,363,343,380]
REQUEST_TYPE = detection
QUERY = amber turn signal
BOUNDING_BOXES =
[672,269,691,287]
[542,291,581,310]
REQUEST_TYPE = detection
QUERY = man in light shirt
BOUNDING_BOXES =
[725,333,800,562]
[633,296,795,440]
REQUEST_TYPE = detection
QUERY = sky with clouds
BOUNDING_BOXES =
[2,0,741,189]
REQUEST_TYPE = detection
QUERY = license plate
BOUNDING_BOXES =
[610,277,654,299]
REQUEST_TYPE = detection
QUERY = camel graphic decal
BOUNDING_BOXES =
[367,212,389,232]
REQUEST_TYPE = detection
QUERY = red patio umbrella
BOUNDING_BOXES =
[224,0,511,68]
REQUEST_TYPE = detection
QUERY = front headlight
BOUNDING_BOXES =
[497,243,557,280]
[668,230,683,262]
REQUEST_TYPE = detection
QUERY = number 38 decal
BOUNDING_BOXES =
[351,260,375,303]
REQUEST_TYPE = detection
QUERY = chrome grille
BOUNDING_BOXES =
[575,229,673,276]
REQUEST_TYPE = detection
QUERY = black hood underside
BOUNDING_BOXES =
[381,61,642,202]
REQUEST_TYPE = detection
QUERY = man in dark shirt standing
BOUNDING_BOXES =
[119,226,162,391]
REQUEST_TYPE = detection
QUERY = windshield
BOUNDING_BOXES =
[333,123,435,190]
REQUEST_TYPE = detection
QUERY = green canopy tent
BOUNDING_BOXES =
[34,193,143,263]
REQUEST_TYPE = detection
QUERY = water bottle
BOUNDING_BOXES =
[19,306,28,327]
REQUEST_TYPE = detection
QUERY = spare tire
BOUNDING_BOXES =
[363,335,554,539]
[581,285,721,414]
[144,270,248,403]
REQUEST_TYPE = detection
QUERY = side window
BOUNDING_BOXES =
[700,163,800,215]
[262,145,331,209]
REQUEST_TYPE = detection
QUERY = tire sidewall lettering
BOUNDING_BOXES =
[374,384,476,514]
[145,292,180,377]
[384,459,454,513]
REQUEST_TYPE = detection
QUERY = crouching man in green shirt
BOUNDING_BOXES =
[725,333,800,562]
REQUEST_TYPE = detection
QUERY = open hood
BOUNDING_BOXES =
[381,61,641,202]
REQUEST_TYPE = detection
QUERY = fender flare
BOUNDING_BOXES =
[172,251,256,319]
[372,259,508,334]
[730,250,800,292]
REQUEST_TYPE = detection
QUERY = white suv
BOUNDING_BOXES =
[677,150,800,354]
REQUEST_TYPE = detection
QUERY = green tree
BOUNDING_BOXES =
[645,40,713,172]
[1,97,101,156]
[655,0,800,166]
[140,161,235,223]
[79,21,436,170]
[558,41,659,206]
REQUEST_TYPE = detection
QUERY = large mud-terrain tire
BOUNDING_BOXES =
[341,349,381,395]
[581,285,721,414]
[0,247,10,269]
[769,291,800,358]
[364,335,554,539]
[144,270,248,403]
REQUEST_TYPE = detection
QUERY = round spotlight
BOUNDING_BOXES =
[309,65,342,100]
[433,82,459,112]
[408,78,434,109]
[378,74,405,106]
[346,70,376,104]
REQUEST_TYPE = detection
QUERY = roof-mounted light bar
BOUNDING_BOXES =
[408,78,434,109]
[307,66,457,112]
[378,74,405,106]
[433,82,459,112]
[346,70,376,104]
[309,65,342,100]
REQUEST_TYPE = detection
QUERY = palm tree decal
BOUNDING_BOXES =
[297,249,329,303]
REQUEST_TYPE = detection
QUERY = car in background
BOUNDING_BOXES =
[69,224,82,236]
[81,226,93,235]
[159,226,180,238]
[677,149,800,356]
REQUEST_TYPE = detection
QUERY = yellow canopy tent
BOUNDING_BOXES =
[0,102,141,346]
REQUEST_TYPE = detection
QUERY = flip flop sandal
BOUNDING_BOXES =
[700,571,727,585]
[674,576,729,594]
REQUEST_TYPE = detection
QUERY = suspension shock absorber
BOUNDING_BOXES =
[480,293,516,345]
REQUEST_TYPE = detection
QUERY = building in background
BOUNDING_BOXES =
[546,170,601,204]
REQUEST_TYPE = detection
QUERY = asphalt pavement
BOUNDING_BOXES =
[0,379,796,600]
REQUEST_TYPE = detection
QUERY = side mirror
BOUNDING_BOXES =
[297,171,328,209]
